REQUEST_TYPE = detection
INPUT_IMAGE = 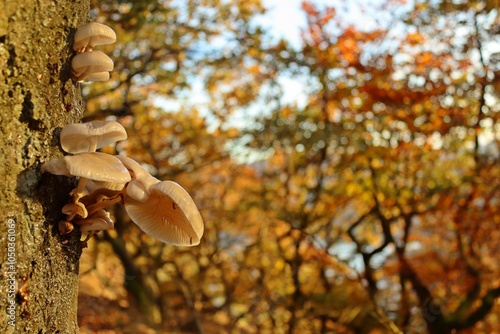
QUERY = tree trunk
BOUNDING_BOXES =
[0,1,89,333]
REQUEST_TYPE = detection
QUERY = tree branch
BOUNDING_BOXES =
[453,285,500,330]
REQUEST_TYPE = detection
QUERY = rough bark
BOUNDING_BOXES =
[0,1,89,333]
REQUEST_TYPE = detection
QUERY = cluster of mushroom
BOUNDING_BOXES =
[71,22,116,82]
[41,121,204,247]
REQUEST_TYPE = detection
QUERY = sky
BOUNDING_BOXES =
[260,0,393,47]
[237,0,395,109]
[155,0,394,137]
[154,0,314,114]
[259,0,308,48]
[156,0,388,112]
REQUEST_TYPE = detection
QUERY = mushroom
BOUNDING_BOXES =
[86,179,126,192]
[112,156,203,245]
[73,209,114,247]
[80,156,159,218]
[41,152,131,202]
[73,22,116,53]
[125,181,204,246]
[78,156,204,245]
[43,150,204,246]
[115,155,160,202]
[73,156,158,220]
[74,209,114,232]
[71,51,114,82]
[62,202,88,220]
[58,220,74,235]
[82,71,110,82]
[60,120,127,154]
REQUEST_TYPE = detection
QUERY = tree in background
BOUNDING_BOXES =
[243,0,499,333]
[81,0,278,332]
[79,0,499,333]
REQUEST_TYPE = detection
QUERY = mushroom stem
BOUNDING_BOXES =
[67,138,97,204]
[82,231,96,243]
[89,140,98,153]
[70,177,89,200]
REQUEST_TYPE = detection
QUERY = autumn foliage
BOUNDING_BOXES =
[78,1,500,333]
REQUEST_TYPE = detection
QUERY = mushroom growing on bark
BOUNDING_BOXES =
[62,202,88,221]
[56,120,128,212]
[41,152,131,221]
[60,121,127,154]
[73,22,116,53]
[80,155,160,218]
[82,71,110,82]
[43,119,205,246]
[80,156,204,246]
[73,209,114,246]
[71,51,114,82]
[41,152,131,188]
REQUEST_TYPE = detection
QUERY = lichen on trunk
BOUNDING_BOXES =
[0,1,90,333]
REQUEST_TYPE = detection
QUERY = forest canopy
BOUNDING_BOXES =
[77,1,500,333]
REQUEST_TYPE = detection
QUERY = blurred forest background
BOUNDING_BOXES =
[77,0,500,333]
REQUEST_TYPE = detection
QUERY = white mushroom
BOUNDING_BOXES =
[86,179,126,192]
[125,181,204,246]
[44,150,204,247]
[73,22,116,53]
[60,121,127,154]
[76,156,160,219]
[71,51,114,82]
[41,152,131,201]
[82,71,110,82]
[112,156,203,245]
[115,155,160,202]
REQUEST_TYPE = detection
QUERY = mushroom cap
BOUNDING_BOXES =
[62,202,88,219]
[60,121,127,154]
[58,220,74,235]
[125,181,204,246]
[83,71,110,82]
[115,155,160,201]
[41,152,132,184]
[73,22,116,52]
[86,179,126,192]
[80,219,112,233]
[71,51,114,81]
[76,210,114,233]
[72,51,114,74]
